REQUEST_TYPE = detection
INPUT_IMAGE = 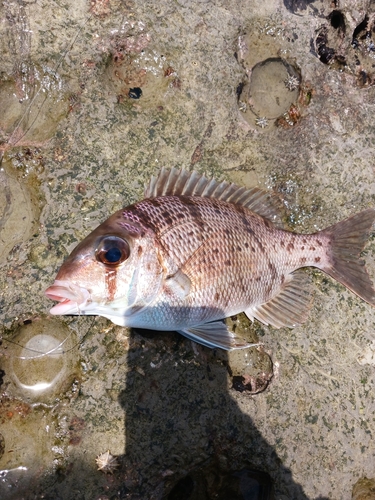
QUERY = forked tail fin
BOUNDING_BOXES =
[320,208,375,305]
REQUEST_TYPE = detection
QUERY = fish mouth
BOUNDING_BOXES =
[45,280,91,315]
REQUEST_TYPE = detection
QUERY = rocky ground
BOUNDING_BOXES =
[1,0,375,498]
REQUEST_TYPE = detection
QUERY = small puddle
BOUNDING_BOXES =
[2,317,80,403]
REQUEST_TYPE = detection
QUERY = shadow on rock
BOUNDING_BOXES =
[118,330,319,500]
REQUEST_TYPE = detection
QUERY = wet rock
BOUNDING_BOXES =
[166,465,275,500]
[225,314,273,394]
[2,318,80,403]
[237,25,304,130]
[0,155,41,264]
[352,477,375,500]
[314,6,375,87]
[0,433,4,460]
[0,65,68,150]
[283,0,316,15]
[0,394,61,496]
[102,26,180,108]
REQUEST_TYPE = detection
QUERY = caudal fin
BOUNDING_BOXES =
[321,208,375,305]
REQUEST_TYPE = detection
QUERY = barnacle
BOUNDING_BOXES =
[255,117,269,128]
[284,75,300,91]
[95,450,119,474]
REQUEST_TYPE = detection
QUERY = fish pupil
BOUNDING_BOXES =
[105,247,122,263]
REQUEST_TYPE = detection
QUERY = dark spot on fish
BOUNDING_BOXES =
[137,246,143,257]
[300,257,307,264]
[268,262,277,281]
[301,246,305,250]
[176,212,185,219]
[287,242,294,251]
[225,260,231,266]
[310,246,316,251]
[224,228,231,236]
[255,238,265,253]
[251,246,255,252]
[147,198,162,207]
[280,240,285,247]
[256,276,261,282]
[302,238,307,244]
[214,292,220,301]
[281,274,285,283]
[237,246,242,252]
[214,208,221,215]
[244,225,255,236]
[315,256,321,263]
[244,242,249,248]
[316,239,323,246]
[179,196,206,229]
[213,248,219,254]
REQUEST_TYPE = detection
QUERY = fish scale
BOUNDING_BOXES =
[45,168,375,350]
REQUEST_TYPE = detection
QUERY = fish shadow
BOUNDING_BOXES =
[118,328,327,500]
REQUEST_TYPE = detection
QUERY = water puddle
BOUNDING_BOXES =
[103,24,180,109]
[0,64,67,150]
[0,318,82,497]
[237,18,311,130]
[1,318,80,403]
[2,318,78,403]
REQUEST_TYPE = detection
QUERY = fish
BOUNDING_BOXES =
[45,168,375,350]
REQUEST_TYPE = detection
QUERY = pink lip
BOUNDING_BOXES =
[45,280,90,315]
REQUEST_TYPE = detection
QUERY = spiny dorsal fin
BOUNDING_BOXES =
[245,270,313,329]
[144,167,284,227]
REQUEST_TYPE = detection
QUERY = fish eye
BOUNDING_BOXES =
[95,236,130,266]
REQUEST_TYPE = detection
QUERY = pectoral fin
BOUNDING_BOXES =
[178,321,258,350]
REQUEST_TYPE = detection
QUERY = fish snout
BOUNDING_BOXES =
[45,280,90,315]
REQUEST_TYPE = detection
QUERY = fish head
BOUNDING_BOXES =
[45,209,165,325]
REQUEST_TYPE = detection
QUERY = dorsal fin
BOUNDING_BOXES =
[144,167,284,226]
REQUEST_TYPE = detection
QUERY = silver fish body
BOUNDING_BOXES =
[45,168,375,349]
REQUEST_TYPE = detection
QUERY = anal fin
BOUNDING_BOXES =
[178,321,258,350]
[246,271,313,329]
